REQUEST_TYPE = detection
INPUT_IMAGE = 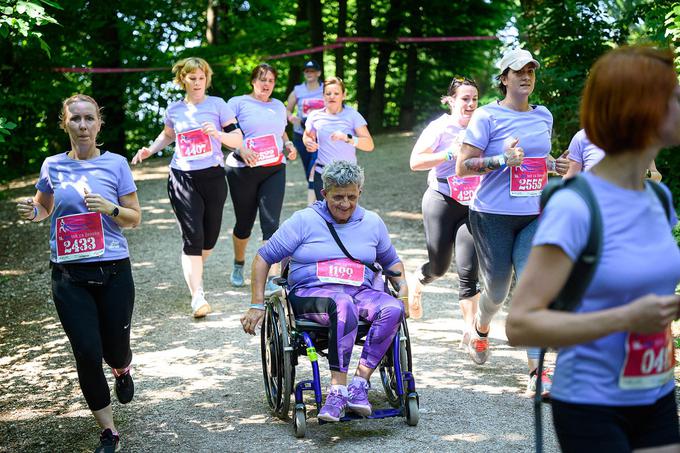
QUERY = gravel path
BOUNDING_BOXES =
[0,133,560,452]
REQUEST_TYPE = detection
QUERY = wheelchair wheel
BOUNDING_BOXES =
[379,318,413,408]
[261,295,294,419]
[405,393,420,426]
[293,403,307,438]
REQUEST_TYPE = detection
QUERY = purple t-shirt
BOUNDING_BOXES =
[258,201,400,290]
[534,172,680,406]
[567,129,605,171]
[293,82,324,135]
[225,95,287,168]
[463,102,553,215]
[36,151,138,263]
[305,106,368,171]
[414,113,468,197]
[164,96,235,171]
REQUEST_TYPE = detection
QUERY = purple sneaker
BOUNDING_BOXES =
[347,376,371,416]
[318,386,347,422]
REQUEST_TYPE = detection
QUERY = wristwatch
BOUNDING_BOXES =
[346,133,353,143]
[645,169,652,179]
[110,206,120,217]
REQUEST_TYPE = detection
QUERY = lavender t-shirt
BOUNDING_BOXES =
[567,129,605,171]
[36,151,137,263]
[258,201,400,290]
[305,106,368,171]
[534,172,680,406]
[225,95,287,168]
[164,96,235,171]
[414,113,468,197]
[463,102,553,215]
[293,82,324,135]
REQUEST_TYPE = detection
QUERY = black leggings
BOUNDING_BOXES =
[225,164,286,240]
[419,188,479,299]
[51,259,134,411]
[313,170,324,201]
[552,391,680,452]
[167,165,228,256]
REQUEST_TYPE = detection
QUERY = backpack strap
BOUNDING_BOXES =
[540,175,603,312]
[645,180,672,224]
[321,217,382,274]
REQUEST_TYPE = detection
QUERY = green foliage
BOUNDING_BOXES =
[0,117,17,143]
[0,0,61,57]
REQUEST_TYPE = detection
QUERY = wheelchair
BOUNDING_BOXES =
[260,275,420,438]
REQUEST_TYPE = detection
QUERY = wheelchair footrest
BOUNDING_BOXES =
[318,408,403,425]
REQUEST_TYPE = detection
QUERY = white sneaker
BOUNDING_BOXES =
[191,288,211,318]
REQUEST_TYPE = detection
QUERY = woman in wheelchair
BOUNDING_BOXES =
[241,160,408,422]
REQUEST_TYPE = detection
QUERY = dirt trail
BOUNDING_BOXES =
[0,133,560,452]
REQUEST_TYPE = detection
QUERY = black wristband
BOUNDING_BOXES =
[223,122,241,134]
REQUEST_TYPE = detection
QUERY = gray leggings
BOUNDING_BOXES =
[419,188,479,299]
[469,210,539,359]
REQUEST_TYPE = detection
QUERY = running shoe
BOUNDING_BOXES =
[191,288,211,318]
[526,367,553,398]
[347,376,371,416]
[264,277,281,297]
[318,386,347,422]
[230,264,245,287]
[468,331,490,365]
[94,429,120,453]
[113,366,134,404]
[459,329,471,349]
[407,273,424,320]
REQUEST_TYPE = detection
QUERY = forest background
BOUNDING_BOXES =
[1,0,680,216]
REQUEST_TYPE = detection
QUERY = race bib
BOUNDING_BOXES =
[176,128,213,161]
[301,98,325,116]
[245,134,283,167]
[619,328,675,390]
[316,258,365,286]
[510,157,547,197]
[56,212,105,263]
[447,175,480,205]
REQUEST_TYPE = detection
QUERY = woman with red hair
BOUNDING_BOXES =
[506,46,680,451]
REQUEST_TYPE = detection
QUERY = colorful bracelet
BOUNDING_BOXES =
[250,303,265,310]
[352,136,359,147]
[28,206,38,221]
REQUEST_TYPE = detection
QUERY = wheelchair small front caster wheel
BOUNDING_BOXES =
[405,393,419,426]
[293,404,307,438]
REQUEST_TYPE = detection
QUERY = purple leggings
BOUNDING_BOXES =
[289,284,403,373]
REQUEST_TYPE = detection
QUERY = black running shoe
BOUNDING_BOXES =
[114,368,134,404]
[94,428,120,453]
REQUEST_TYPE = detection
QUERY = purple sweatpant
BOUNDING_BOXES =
[289,284,403,373]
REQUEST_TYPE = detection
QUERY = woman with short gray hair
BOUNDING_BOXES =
[241,160,408,421]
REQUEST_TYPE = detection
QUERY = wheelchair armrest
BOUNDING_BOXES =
[273,277,288,287]
[382,269,401,278]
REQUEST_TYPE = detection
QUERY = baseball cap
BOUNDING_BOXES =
[303,60,321,71]
[498,49,540,72]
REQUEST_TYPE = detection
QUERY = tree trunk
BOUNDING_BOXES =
[206,1,229,45]
[90,0,125,155]
[335,0,347,79]
[368,0,402,131]
[355,0,372,119]
[398,0,422,130]
[285,0,308,99]
[307,0,324,76]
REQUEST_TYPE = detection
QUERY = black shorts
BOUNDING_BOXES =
[552,390,680,452]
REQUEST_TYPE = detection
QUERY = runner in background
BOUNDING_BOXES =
[564,128,663,182]
[17,94,141,452]
[456,48,568,395]
[132,57,242,318]
[286,60,324,205]
[226,63,297,294]
[506,45,680,452]
[408,76,480,342]
[303,77,374,201]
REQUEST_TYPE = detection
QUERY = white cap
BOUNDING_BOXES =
[498,48,540,72]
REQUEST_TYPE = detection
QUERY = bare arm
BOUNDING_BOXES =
[132,126,175,164]
[282,132,297,160]
[386,261,409,317]
[286,91,302,126]
[409,142,453,171]
[302,128,319,152]
[241,254,271,335]
[354,125,374,152]
[455,143,503,177]
[16,190,54,222]
[564,159,583,179]
[506,245,680,348]
[647,159,662,182]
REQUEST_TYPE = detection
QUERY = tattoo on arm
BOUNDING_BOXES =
[463,155,503,174]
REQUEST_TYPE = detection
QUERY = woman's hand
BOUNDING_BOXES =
[241,308,265,335]
[201,121,221,138]
[504,137,524,167]
[624,294,680,334]
[84,189,116,215]
[330,131,348,142]
[549,151,570,176]
[16,198,36,220]
[239,147,258,167]
[131,147,152,165]
[285,142,297,161]
[303,130,319,152]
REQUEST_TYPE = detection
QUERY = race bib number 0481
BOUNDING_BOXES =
[619,328,675,390]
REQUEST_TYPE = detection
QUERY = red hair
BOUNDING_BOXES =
[581,46,676,154]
